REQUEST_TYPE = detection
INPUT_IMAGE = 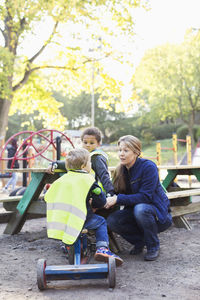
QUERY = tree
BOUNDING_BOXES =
[133,29,200,145]
[53,91,141,143]
[0,0,148,140]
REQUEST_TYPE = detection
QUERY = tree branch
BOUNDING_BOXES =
[12,65,77,91]
[13,54,100,92]
[28,21,59,64]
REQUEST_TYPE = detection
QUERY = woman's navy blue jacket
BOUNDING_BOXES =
[116,158,170,224]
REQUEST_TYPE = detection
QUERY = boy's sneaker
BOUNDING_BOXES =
[94,247,123,266]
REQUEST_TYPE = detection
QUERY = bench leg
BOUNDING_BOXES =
[108,230,122,253]
[173,216,191,230]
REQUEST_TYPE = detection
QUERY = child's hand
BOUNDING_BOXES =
[45,163,57,174]
[89,198,93,206]
[89,198,97,212]
[104,195,117,209]
[46,165,53,174]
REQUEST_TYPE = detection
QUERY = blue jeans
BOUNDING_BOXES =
[107,204,172,252]
[5,172,18,192]
[84,214,109,249]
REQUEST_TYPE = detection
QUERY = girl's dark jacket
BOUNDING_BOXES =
[7,144,19,169]
[116,158,171,224]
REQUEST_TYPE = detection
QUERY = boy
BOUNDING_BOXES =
[48,127,114,197]
[44,148,123,266]
[81,127,114,196]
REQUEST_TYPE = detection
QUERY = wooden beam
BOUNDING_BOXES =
[166,189,200,199]
[171,202,200,217]
[158,165,200,170]
[0,195,44,203]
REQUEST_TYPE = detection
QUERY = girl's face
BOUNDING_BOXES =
[82,135,100,152]
[118,141,137,169]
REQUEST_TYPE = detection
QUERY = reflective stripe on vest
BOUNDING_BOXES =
[44,171,95,245]
[47,222,80,237]
[47,202,86,220]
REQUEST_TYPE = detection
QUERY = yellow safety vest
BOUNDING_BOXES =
[44,171,95,245]
[91,149,108,161]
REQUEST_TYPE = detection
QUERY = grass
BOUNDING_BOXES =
[106,139,188,167]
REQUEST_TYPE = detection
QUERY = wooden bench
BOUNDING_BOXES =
[1,188,200,230]
[1,167,200,233]
[165,188,200,230]
[0,195,46,223]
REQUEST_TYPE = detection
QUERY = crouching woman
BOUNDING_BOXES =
[105,135,172,261]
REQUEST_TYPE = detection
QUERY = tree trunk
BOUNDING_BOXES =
[0,98,12,140]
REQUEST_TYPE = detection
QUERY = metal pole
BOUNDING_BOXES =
[56,136,61,160]
[22,143,27,187]
[91,62,95,127]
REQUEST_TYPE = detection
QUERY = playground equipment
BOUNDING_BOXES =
[37,229,116,290]
[156,134,192,166]
[0,129,74,187]
[141,133,191,165]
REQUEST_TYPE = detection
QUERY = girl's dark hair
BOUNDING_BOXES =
[81,127,102,143]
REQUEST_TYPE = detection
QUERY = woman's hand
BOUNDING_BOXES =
[104,195,117,209]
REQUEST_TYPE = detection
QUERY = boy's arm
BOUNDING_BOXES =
[89,182,106,209]
[46,160,67,173]
[91,155,115,196]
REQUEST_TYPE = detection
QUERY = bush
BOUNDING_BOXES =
[177,124,199,143]
[141,130,155,146]
[151,124,178,140]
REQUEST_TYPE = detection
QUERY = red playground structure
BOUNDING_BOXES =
[0,129,74,187]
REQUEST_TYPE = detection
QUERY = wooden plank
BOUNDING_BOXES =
[0,195,44,203]
[158,165,200,170]
[3,168,66,173]
[171,202,200,217]
[4,165,200,172]
[28,201,46,215]
[0,212,45,223]
[166,189,200,199]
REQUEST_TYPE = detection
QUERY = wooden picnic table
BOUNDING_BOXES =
[158,164,200,189]
[158,165,200,229]
[2,165,200,234]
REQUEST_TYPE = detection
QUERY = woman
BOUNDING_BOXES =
[105,135,172,261]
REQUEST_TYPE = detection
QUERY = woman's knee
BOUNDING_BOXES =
[134,204,155,223]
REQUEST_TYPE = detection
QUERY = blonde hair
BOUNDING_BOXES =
[65,148,90,170]
[118,135,141,157]
[113,135,142,194]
